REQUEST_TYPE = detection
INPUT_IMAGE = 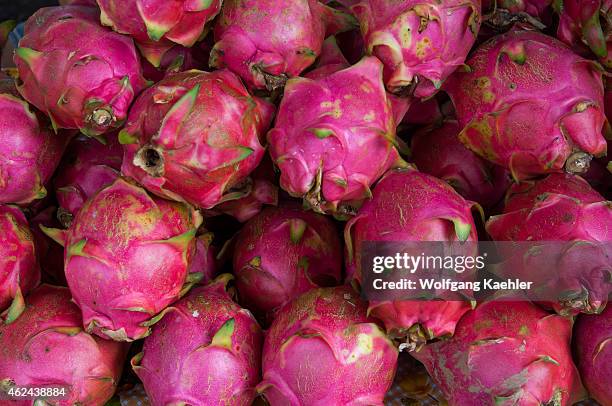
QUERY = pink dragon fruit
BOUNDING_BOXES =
[446,29,607,180]
[42,177,203,341]
[481,0,553,33]
[0,285,128,406]
[233,206,342,320]
[402,97,445,128]
[486,173,611,314]
[257,286,398,405]
[29,207,66,286]
[303,36,350,80]
[14,6,147,136]
[140,44,199,83]
[556,0,612,69]
[0,83,66,205]
[59,0,98,5]
[132,275,262,405]
[573,305,611,405]
[345,167,479,348]
[413,300,586,405]
[54,133,122,227]
[209,155,279,223]
[268,56,408,217]
[188,230,218,285]
[121,69,274,210]
[334,28,366,65]
[0,205,40,320]
[339,0,482,97]
[411,120,511,209]
[97,0,222,67]
[210,0,356,91]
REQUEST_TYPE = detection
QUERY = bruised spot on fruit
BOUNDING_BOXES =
[416,37,431,59]
[400,25,412,48]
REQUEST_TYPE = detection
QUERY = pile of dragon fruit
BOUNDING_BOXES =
[0,0,611,405]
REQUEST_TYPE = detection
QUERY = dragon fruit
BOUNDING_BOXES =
[59,0,98,5]
[402,97,445,128]
[121,69,274,210]
[446,29,607,180]
[209,155,278,223]
[140,44,199,83]
[411,120,511,209]
[304,36,350,80]
[188,230,218,285]
[486,173,611,315]
[556,0,612,69]
[210,0,356,91]
[413,300,586,405]
[29,207,66,286]
[132,275,262,406]
[345,167,479,348]
[14,6,147,136]
[334,28,366,65]
[97,0,222,67]
[268,56,408,217]
[0,83,66,205]
[257,286,398,405]
[340,0,481,97]
[42,177,203,341]
[0,205,40,320]
[54,133,122,227]
[481,0,553,33]
[233,206,342,320]
[573,305,611,405]
[0,285,128,406]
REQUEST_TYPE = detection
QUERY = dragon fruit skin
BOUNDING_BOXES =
[14,6,147,136]
[209,155,279,223]
[446,29,607,180]
[97,0,222,67]
[304,36,350,80]
[210,0,355,91]
[573,305,611,404]
[233,206,342,320]
[268,57,407,216]
[480,0,553,34]
[59,0,98,5]
[132,275,263,406]
[54,133,122,227]
[486,173,611,314]
[0,285,128,406]
[413,301,586,405]
[343,0,481,98]
[29,207,66,286]
[187,231,218,285]
[556,0,612,69]
[0,88,67,205]
[43,178,203,341]
[344,167,479,346]
[121,69,274,210]
[257,286,398,405]
[411,120,511,209]
[140,44,198,83]
[0,205,40,319]
[483,0,552,16]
